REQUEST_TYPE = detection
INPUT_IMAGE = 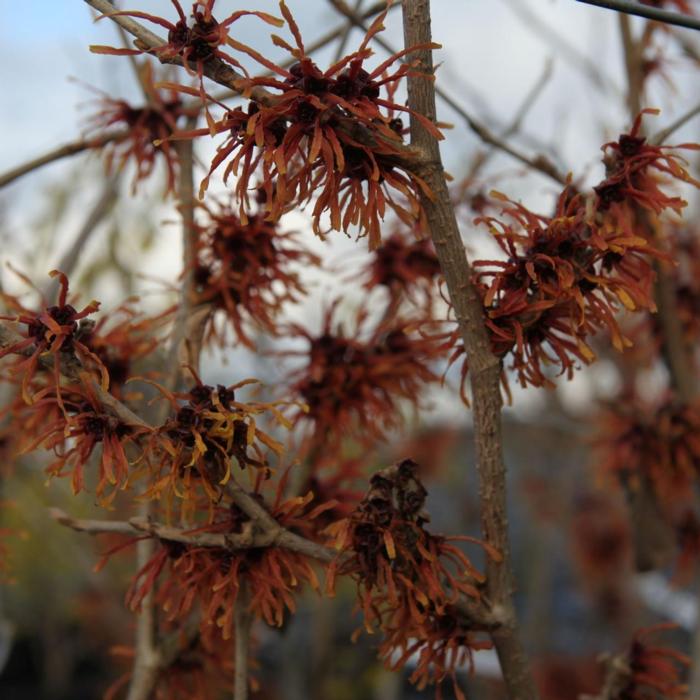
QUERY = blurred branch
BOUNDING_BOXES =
[42,176,119,300]
[465,57,554,183]
[576,0,700,32]
[580,653,631,700]
[503,0,622,95]
[651,100,700,144]
[0,132,122,190]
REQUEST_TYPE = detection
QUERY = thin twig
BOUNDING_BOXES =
[464,57,554,183]
[331,0,364,62]
[400,2,539,698]
[576,0,700,32]
[0,132,123,190]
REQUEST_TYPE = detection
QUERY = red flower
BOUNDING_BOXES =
[186,1,440,248]
[193,198,319,347]
[595,109,700,219]
[0,271,106,404]
[360,231,441,309]
[284,303,442,448]
[85,63,190,193]
[594,394,700,504]
[326,460,496,700]
[25,383,144,503]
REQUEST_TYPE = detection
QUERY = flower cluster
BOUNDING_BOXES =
[24,382,141,504]
[0,271,106,403]
[326,459,495,699]
[594,394,700,505]
[595,109,699,219]
[284,304,442,448]
[85,63,189,194]
[445,113,698,397]
[144,375,290,510]
[193,198,319,347]
[360,230,442,308]
[596,624,690,700]
[174,2,439,248]
[123,490,333,642]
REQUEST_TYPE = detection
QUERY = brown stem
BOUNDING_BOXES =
[0,131,122,189]
[400,2,538,698]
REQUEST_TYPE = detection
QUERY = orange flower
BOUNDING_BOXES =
[284,303,442,447]
[85,63,190,193]
[326,460,495,700]
[0,271,106,404]
[142,375,290,510]
[193,197,319,347]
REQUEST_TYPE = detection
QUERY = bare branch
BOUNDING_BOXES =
[400,2,539,698]
[42,176,119,300]
[650,100,700,144]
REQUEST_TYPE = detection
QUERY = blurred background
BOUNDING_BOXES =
[1,0,700,698]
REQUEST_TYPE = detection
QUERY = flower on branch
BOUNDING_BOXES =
[177,1,440,248]
[21,383,145,504]
[0,270,107,404]
[594,394,700,506]
[359,230,442,309]
[143,374,291,509]
[326,459,496,700]
[119,486,334,642]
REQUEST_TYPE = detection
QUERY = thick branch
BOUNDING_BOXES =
[401,2,538,698]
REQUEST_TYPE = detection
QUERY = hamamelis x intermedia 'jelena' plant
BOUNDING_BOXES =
[3,1,700,699]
